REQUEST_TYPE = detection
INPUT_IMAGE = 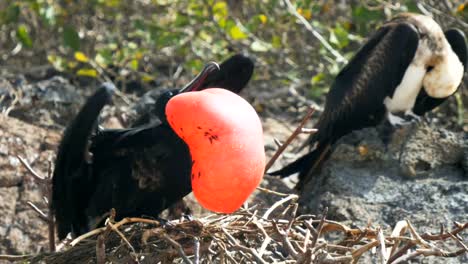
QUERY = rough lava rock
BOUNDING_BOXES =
[298,122,467,262]
[0,115,60,255]
[0,76,83,128]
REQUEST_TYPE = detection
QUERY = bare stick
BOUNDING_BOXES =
[273,138,283,148]
[301,128,318,134]
[389,220,407,258]
[17,155,47,183]
[107,221,136,253]
[265,106,316,172]
[96,234,106,264]
[194,237,200,264]
[406,220,430,248]
[387,243,415,264]
[162,234,192,264]
[26,201,48,222]
[0,255,32,261]
[262,194,298,219]
[311,207,328,248]
[232,244,267,264]
[71,217,161,247]
[447,232,468,252]
[256,186,291,197]
[352,240,380,261]
[376,227,388,264]
[273,221,299,258]
[421,222,467,240]
[46,160,56,252]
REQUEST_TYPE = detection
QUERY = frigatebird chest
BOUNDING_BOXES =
[383,37,438,114]
[383,64,426,113]
[130,131,192,192]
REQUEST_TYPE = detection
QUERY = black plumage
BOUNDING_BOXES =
[52,83,116,238]
[52,55,254,240]
[132,54,254,126]
[270,14,467,189]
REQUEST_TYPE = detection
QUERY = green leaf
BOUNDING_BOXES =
[174,13,190,27]
[99,0,121,8]
[186,59,203,74]
[351,6,383,33]
[4,4,20,24]
[129,59,138,71]
[228,25,247,40]
[74,52,89,63]
[76,68,98,77]
[330,24,350,48]
[63,25,80,51]
[17,24,33,48]
[271,35,282,48]
[199,30,213,43]
[311,73,325,85]
[352,6,382,22]
[404,0,420,13]
[213,1,228,21]
[141,74,155,83]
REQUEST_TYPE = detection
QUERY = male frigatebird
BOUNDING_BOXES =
[270,13,467,189]
[132,54,254,126]
[52,59,264,240]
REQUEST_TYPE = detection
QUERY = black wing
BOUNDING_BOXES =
[413,29,467,115]
[86,122,192,225]
[52,83,115,239]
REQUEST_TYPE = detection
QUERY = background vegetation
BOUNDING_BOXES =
[0,0,467,124]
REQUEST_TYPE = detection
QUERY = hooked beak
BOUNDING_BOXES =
[180,62,220,93]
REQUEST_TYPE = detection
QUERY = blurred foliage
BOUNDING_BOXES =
[0,0,466,101]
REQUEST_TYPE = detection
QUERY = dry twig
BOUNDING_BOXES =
[264,106,316,172]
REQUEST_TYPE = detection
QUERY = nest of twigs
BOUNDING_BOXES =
[8,191,461,264]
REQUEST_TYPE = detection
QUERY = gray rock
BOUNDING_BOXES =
[399,123,465,177]
[0,116,58,255]
[1,76,84,128]
[0,188,18,237]
[298,122,467,263]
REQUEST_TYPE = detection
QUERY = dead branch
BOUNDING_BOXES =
[264,106,316,172]
[162,234,193,264]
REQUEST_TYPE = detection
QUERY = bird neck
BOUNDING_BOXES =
[155,89,180,124]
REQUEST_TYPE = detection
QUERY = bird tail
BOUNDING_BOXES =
[268,139,332,187]
[52,82,115,239]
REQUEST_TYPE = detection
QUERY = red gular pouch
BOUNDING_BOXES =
[166,88,265,213]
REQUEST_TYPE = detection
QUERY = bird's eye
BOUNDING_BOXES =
[426,66,434,72]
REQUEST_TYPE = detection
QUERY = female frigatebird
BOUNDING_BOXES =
[52,59,264,240]
[270,13,467,189]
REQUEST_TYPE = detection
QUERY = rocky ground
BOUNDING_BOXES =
[0,75,466,263]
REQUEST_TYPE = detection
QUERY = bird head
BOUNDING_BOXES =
[201,54,255,94]
[154,62,220,123]
[394,13,466,98]
[159,62,265,213]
